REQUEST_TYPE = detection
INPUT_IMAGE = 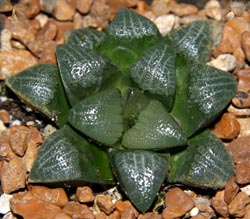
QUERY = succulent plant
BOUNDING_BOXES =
[6,9,237,212]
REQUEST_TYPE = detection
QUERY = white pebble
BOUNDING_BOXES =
[154,14,179,36]
[10,119,21,126]
[190,207,199,217]
[241,185,250,196]
[0,194,13,214]
[207,54,237,72]
[0,120,6,132]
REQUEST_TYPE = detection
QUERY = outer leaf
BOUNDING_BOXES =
[168,130,235,188]
[29,126,114,184]
[6,64,69,126]
[68,88,123,146]
[122,100,187,150]
[171,63,237,137]
[129,39,176,110]
[65,28,105,49]
[56,43,122,106]
[110,149,169,212]
[97,8,162,73]
[168,21,211,63]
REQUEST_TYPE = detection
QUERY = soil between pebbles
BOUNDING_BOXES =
[1,0,250,219]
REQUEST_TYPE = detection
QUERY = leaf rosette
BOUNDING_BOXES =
[6,8,237,212]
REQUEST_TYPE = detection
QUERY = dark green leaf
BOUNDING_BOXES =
[6,64,69,126]
[122,100,187,150]
[65,28,105,49]
[122,88,150,131]
[168,21,211,63]
[97,8,162,73]
[29,126,114,184]
[129,38,176,110]
[56,43,122,106]
[171,63,237,137]
[110,149,169,212]
[169,130,235,188]
[68,88,123,146]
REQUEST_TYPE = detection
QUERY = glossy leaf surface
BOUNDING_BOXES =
[56,43,122,106]
[6,64,69,126]
[97,8,162,73]
[171,63,237,137]
[68,89,123,146]
[65,28,105,49]
[169,21,211,63]
[129,39,176,110]
[169,130,235,188]
[110,149,169,212]
[122,100,187,150]
[29,126,114,184]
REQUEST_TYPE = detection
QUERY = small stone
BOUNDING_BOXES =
[230,1,246,17]
[228,192,250,217]
[9,125,29,157]
[53,0,75,21]
[75,186,95,203]
[1,157,26,193]
[233,47,245,69]
[0,120,7,132]
[204,0,222,21]
[190,207,199,217]
[237,68,250,92]
[54,20,74,44]
[241,185,250,196]
[170,2,198,17]
[213,113,240,139]
[237,118,250,137]
[10,192,62,219]
[151,0,171,16]
[109,210,120,219]
[62,202,94,219]
[115,200,139,217]
[0,0,12,12]
[207,54,237,71]
[2,212,17,219]
[0,109,10,124]
[0,50,38,79]
[0,194,13,214]
[35,13,49,27]
[76,0,93,14]
[40,41,57,64]
[243,203,250,219]
[20,0,41,18]
[227,136,250,164]
[224,177,240,204]
[95,195,115,215]
[212,39,233,57]
[211,191,229,217]
[36,19,58,41]
[154,14,179,36]
[52,212,72,219]
[232,91,250,108]
[235,161,250,184]
[242,31,250,63]
[95,212,107,219]
[0,29,12,51]
[30,186,69,206]
[162,187,195,219]
[138,212,162,219]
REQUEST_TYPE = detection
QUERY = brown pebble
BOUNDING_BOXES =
[95,212,108,219]
[20,0,41,18]
[0,109,10,124]
[233,47,245,69]
[242,31,250,63]
[40,41,57,64]
[213,113,240,139]
[109,210,120,219]
[138,212,162,219]
[170,2,198,17]
[235,161,250,184]
[54,20,74,44]
[30,186,69,207]
[62,202,94,219]
[36,19,58,41]
[211,190,229,217]
[75,186,95,203]
[204,0,222,21]
[9,125,29,157]
[232,91,250,108]
[95,194,115,215]
[212,39,233,58]
[53,0,76,21]
[224,177,240,204]
[10,192,62,219]
[1,157,27,193]
[52,212,72,219]
[162,187,195,219]
[115,200,139,217]
[237,68,250,92]
[228,192,250,217]
[242,203,250,219]
[0,50,38,79]
[0,0,13,12]
[151,0,171,16]
[76,0,93,14]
